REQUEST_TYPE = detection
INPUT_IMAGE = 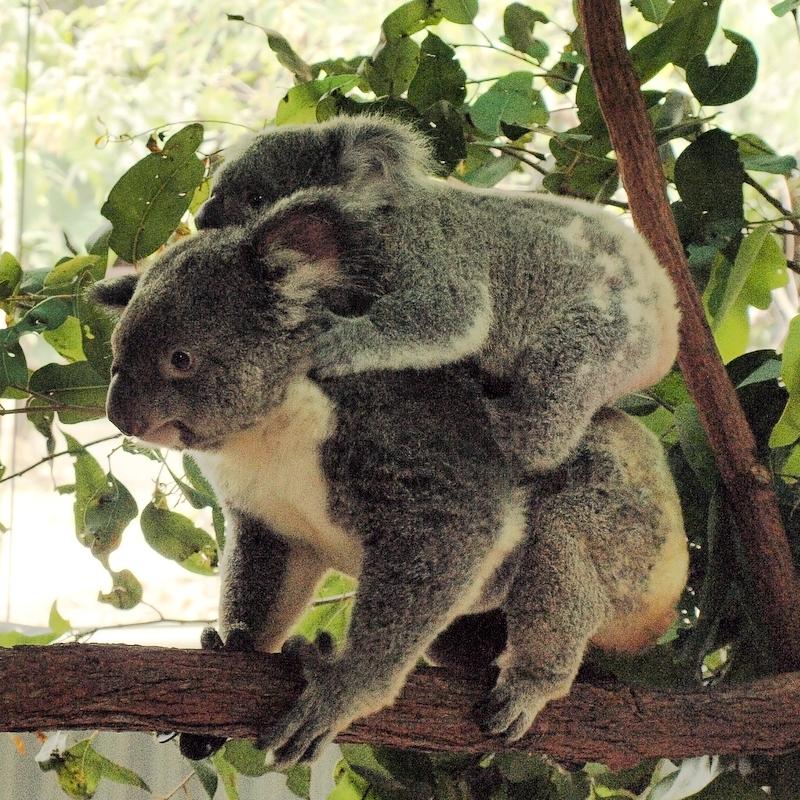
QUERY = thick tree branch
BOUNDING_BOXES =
[577,0,800,670]
[3,645,800,770]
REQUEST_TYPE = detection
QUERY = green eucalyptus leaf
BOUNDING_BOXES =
[44,254,104,288]
[85,220,112,262]
[0,342,27,394]
[503,3,549,58]
[439,0,478,23]
[674,129,745,221]
[772,0,800,15]
[286,764,312,799]
[632,0,670,23]
[737,134,798,174]
[365,38,421,98]
[686,30,757,105]
[674,403,718,490]
[28,362,107,424]
[18,266,50,295]
[43,317,86,363]
[193,760,219,799]
[101,124,205,263]
[771,316,800,447]
[98,569,143,609]
[381,0,443,39]
[5,297,71,343]
[630,0,723,82]
[407,33,466,111]
[77,273,115,380]
[140,501,218,574]
[264,29,313,82]
[545,58,579,93]
[211,750,240,800]
[0,251,22,300]
[291,572,355,644]
[222,739,269,776]
[275,75,359,125]
[78,471,136,559]
[457,145,518,187]
[470,71,548,135]
[423,100,468,172]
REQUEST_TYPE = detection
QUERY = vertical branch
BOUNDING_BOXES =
[577,0,800,669]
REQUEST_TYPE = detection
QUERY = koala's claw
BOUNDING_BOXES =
[199,626,224,651]
[476,678,545,742]
[281,632,335,671]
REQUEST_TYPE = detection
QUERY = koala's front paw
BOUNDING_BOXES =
[476,670,557,742]
[179,625,256,761]
[312,316,379,378]
[257,634,348,769]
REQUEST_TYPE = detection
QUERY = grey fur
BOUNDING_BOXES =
[196,116,680,473]
[95,223,687,767]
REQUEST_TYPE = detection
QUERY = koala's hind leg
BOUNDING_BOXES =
[479,510,610,741]
[484,303,634,473]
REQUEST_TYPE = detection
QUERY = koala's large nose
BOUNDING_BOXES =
[106,373,149,437]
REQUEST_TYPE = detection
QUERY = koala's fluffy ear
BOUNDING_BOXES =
[253,198,344,266]
[89,274,139,309]
[339,116,436,188]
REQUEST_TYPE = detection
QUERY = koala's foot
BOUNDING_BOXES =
[477,668,570,742]
[485,399,578,475]
[179,625,256,761]
[258,632,355,770]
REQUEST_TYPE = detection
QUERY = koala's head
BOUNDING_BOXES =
[92,211,343,452]
[195,115,434,229]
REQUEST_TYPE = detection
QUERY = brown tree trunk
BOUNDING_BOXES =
[3,644,800,770]
[577,0,800,670]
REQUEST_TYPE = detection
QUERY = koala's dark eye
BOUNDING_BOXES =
[170,350,194,372]
[245,189,266,209]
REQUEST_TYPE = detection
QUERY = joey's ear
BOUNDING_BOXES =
[253,202,343,265]
[89,274,139,309]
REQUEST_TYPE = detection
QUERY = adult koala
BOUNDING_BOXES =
[92,216,687,768]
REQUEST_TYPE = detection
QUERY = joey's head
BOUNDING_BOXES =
[92,212,343,451]
[195,115,434,229]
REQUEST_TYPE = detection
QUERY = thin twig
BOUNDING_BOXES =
[160,771,196,800]
[0,434,122,484]
[745,175,800,234]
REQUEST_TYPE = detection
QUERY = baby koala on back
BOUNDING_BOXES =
[197,116,680,473]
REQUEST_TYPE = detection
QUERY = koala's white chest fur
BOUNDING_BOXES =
[193,379,363,575]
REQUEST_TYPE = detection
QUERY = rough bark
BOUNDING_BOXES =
[577,0,800,670]
[3,644,800,770]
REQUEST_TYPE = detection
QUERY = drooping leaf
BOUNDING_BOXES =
[222,739,269,776]
[674,403,718,491]
[365,37,421,98]
[193,759,219,799]
[407,34,466,111]
[545,58,579,93]
[457,145,519,187]
[772,0,800,16]
[439,0,478,23]
[0,251,22,300]
[630,0,723,82]
[2,297,71,343]
[44,254,104,288]
[469,71,548,135]
[737,134,798,174]
[28,362,107,424]
[503,3,549,58]
[686,30,758,106]
[0,342,27,394]
[423,100,468,172]
[101,124,205,262]
[674,129,745,222]
[263,29,313,82]
[43,317,86,363]
[212,750,240,800]
[85,220,112,263]
[98,568,143,609]
[770,316,800,447]
[285,764,312,799]
[140,500,218,574]
[632,0,670,23]
[275,75,359,125]
[381,0,443,39]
